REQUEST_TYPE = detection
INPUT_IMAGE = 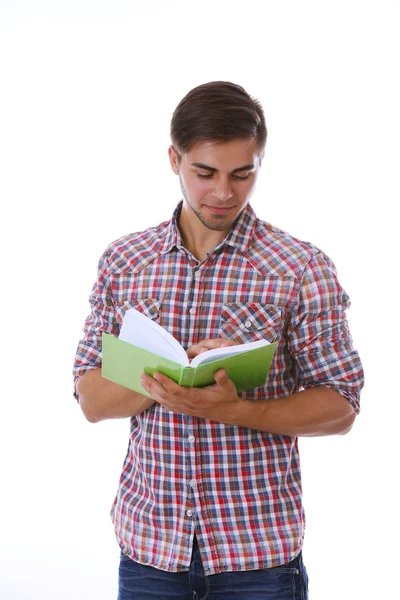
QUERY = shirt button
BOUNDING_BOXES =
[244,319,252,328]
[189,479,197,488]
[186,510,193,517]
[194,270,200,278]
[189,307,196,315]
[188,435,195,443]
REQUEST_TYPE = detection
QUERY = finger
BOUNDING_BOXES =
[140,377,175,414]
[217,338,239,347]
[214,369,235,390]
[144,373,191,414]
[187,338,237,358]
[140,373,172,401]
[152,372,182,394]
[187,344,209,359]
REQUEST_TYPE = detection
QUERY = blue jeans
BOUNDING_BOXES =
[118,537,309,599]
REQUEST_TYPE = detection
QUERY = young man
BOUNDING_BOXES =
[73,81,364,599]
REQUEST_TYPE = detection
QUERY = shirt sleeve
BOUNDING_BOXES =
[72,246,119,401]
[287,251,364,414]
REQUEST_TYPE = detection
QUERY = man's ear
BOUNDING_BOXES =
[168,145,180,175]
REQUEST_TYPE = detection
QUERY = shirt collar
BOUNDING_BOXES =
[222,203,257,253]
[159,202,186,255]
[159,201,257,256]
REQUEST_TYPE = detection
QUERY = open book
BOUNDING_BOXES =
[102,308,277,397]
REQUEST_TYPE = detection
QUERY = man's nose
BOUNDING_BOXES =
[212,178,233,201]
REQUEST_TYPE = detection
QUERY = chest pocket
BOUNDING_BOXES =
[219,303,282,344]
[115,297,161,326]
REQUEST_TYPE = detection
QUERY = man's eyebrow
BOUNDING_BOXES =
[191,162,255,173]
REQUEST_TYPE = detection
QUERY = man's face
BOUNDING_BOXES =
[168,138,263,234]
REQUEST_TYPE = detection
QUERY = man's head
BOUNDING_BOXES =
[169,82,267,236]
[170,81,267,161]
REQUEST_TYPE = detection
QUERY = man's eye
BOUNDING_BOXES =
[196,173,250,180]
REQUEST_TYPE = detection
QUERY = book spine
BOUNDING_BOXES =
[179,367,196,387]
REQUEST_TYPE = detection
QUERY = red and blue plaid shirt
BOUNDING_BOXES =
[73,202,363,575]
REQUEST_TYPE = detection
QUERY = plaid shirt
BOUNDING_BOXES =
[73,202,363,575]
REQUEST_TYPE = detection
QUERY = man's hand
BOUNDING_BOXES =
[140,369,245,425]
[187,337,238,362]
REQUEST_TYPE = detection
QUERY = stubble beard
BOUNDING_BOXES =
[178,174,238,232]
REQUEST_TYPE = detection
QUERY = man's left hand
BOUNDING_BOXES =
[140,369,245,424]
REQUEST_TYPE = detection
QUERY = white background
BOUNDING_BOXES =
[0,1,398,598]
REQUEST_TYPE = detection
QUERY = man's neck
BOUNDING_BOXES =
[178,212,230,262]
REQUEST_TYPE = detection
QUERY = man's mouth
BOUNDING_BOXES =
[204,205,234,214]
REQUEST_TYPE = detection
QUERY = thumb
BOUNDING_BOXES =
[214,369,231,387]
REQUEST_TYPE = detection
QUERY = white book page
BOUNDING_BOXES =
[191,338,271,367]
[119,308,189,365]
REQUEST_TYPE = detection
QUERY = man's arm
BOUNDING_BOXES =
[234,383,356,436]
[139,333,357,436]
[77,368,155,423]
[141,369,356,436]
[286,251,363,417]
[73,246,155,422]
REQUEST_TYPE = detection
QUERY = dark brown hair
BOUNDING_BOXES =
[170,81,267,161]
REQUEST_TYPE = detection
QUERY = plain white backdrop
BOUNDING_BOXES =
[0,1,398,598]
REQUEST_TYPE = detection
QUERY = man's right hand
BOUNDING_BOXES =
[187,338,238,362]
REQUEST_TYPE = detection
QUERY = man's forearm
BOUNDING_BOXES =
[234,386,356,437]
[77,368,155,423]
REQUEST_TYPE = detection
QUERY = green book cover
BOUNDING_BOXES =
[101,332,277,398]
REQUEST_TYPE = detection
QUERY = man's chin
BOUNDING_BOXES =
[198,213,237,232]
[182,198,241,232]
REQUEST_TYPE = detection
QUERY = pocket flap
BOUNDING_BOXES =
[119,298,161,321]
[220,303,282,332]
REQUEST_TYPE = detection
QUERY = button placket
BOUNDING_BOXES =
[185,420,200,524]
[188,266,200,317]
[184,265,202,521]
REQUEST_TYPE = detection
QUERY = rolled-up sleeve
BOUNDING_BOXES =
[288,251,364,414]
[72,247,119,401]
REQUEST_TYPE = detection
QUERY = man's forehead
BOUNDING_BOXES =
[184,138,261,168]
